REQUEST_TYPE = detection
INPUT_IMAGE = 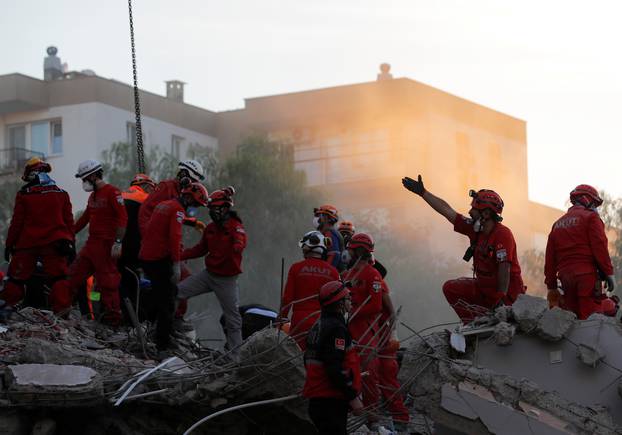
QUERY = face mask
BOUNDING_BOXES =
[473,218,483,233]
[341,250,352,265]
[186,206,199,217]
[312,216,321,229]
[37,173,52,185]
[178,175,191,188]
[210,209,224,223]
[82,180,94,192]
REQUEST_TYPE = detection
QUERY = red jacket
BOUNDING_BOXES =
[181,213,247,276]
[281,257,339,345]
[544,205,613,289]
[139,199,184,262]
[343,262,385,345]
[75,184,128,241]
[303,311,362,400]
[6,184,74,250]
[138,179,180,236]
[454,214,523,291]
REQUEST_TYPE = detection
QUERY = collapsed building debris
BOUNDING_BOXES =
[3,295,622,434]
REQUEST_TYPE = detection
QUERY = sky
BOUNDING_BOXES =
[2,0,622,210]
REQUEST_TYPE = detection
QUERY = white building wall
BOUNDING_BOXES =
[1,102,217,207]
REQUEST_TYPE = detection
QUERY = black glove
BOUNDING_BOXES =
[402,175,425,196]
[605,275,616,293]
[4,246,11,262]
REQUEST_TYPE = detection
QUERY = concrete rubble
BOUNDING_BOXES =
[2,297,622,434]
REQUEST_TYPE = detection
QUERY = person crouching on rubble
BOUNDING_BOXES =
[544,185,616,320]
[280,231,340,350]
[3,158,75,311]
[177,187,247,361]
[51,160,127,325]
[303,280,363,435]
[402,175,525,323]
[342,233,384,429]
[140,182,208,352]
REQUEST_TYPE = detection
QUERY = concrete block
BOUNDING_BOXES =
[536,307,577,341]
[512,294,548,333]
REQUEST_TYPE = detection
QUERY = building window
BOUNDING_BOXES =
[7,125,27,163]
[171,135,184,159]
[6,120,62,157]
[127,123,137,145]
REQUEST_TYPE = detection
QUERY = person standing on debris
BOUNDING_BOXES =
[342,233,384,426]
[51,160,127,325]
[544,185,615,320]
[177,187,247,359]
[119,174,155,313]
[3,158,75,309]
[314,205,345,270]
[402,175,525,322]
[280,231,340,350]
[139,182,208,352]
[303,280,363,435]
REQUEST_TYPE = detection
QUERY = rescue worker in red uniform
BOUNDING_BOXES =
[342,233,385,427]
[314,205,345,271]
[338,220,356,247]
[303,280,363,435]
[119,174,155,316]
[544,185,615,320]
[280,231,340,350]
[402,175,525,322]
[51,160,128,325]
[3,158,74,309]
[177,187,247,360]
[140,182,208,352]
[138,160,205,319]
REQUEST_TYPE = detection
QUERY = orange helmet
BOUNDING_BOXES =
[338,220,355,236]
[570,184,603,208]
[181,182,209,207]
[314,205,339,222]
[22,157,51,181]
[319,281,350,307]
[348,233,374,253]
[469,189,504,216]
[209,186,235,208]
[130,173,155,189]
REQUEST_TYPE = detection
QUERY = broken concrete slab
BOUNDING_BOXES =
[511,294,548,333]
[493,322,515,346]
[536,307,576,341]
[576,343,605,367]
[8,364,97,386]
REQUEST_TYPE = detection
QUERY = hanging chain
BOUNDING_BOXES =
[128,0,146,174]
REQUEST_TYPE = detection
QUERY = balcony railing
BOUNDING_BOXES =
[0,148,45,175]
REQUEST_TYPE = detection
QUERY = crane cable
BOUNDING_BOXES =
[128,0,146,173]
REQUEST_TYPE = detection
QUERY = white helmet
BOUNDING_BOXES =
[178,160,205,182]
[75,159,103,179]
[298,230,328,253]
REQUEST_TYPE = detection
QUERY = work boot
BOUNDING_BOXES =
[173,318,194,332]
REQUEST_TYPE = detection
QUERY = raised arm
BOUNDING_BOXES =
[402,175,457,224]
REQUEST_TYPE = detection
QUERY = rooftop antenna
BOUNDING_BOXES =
[128,0,145,173]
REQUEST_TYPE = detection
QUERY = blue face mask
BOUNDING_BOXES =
[36,173,55,186]
[186,206,199,217]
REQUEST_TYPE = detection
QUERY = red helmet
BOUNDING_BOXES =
[338,220,355,236]
[181,182,209,207]
[319,281,350,307]
[602,296,619,317]
[314,205,339,222]
[130,173,155,189]
[348,233,374,253]
[22,157,51,181]
[209,186,235,208]
[570,184,603,208]
[469,189,504,215]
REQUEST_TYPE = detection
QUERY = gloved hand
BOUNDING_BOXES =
[605,275,616,293]
[110,241,123,259]
[172,262,182,283]
[547,288,562,308]
[402,175,425,196]
[4,246,11,262]
[194,220,206,233]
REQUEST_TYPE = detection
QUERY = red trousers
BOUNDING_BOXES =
[350,319,380,415]
[3,244,69,307]
[443,277,524,322]
[559,272,602,320]
[378,350,409,424]
[50,239,121,325]
[291,309,320,351]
